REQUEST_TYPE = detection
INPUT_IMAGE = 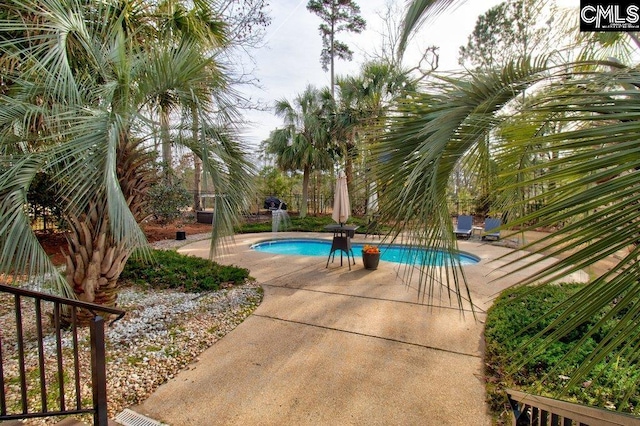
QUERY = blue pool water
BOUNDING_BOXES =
[250,238,479,266]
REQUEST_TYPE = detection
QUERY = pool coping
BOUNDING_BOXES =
[249,236,481,264]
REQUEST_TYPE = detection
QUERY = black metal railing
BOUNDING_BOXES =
[507,388,640,426]
[0,283,125,426]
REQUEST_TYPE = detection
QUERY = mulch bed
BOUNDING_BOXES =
[36,221,214,266]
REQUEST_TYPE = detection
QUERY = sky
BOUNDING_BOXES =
[238,0,575,152]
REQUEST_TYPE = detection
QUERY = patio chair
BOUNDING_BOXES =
[482,218,502,241]
[454,215,473,239]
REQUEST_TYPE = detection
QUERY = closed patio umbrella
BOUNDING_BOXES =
[332,170,350,225]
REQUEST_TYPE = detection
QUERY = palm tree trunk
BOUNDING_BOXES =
[345,141,354,202]
[63,205,129,323]
[64,139,154,324]
[161,107,171,174]
[194,157,202,211]
[192,105,202,211]
[301,165,310,218]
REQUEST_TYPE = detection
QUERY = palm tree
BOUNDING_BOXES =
[152,0,227,182]
[266,85,334,218]
[336,60,416,202]
[384,0,640,401]
[0,0,253,317]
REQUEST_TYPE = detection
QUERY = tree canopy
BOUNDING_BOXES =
[458,0,552,69]
[0,0,254,307]
[393,0,640,406]
[265,85,335,218]
[307,0,366,96]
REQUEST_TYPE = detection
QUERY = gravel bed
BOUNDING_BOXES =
[0,236,262,424]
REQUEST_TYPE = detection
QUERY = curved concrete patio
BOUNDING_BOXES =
[133,232,588,425]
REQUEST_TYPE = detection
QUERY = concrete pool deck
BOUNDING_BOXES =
[134,232,588,425]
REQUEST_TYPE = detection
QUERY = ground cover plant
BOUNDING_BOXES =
[121,249,251,292]
[484,283,640,421]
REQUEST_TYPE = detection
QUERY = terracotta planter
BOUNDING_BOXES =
[362,251,380,270]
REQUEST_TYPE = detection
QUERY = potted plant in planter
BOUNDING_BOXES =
[362,244,381,270]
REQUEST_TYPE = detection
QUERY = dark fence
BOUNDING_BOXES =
[447,198,546,220]
[448,197,480,217]
[0,284,125,425]
[245,193,335,216]
[25,193,544,228]
[28,212,59,232]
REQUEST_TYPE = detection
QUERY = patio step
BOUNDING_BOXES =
[115,409,166,426]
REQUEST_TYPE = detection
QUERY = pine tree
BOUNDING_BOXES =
[306,0,366,97]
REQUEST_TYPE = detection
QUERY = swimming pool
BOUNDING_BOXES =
[250,238,479,266]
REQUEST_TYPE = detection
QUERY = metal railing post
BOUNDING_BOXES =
[90,316,108,426]
[1,284,124,424]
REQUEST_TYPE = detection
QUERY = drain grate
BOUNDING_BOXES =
[115,409,167,426]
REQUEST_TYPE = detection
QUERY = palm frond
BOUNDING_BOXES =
[394,0,640,402]
[397,0,464,59]
[0,154,71,296]
[184,121,255,257]
[481,66,640,390]
[376,57,552,309]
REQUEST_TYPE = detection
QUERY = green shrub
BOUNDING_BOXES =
[147,178,191,224]
[235,214,377,233]
[485,283,639,418]
[27,172,63,228]
[121,249,250,292]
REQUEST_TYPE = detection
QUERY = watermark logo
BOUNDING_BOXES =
[580,1,640,31]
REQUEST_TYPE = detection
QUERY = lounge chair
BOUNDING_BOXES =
[454,215,473,239]
[482,218,501,241]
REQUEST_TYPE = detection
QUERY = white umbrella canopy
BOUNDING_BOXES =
[332,170,350,225]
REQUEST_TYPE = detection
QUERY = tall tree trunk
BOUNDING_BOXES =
[301,165,310,218]
[330,1,335,99]
[345,141,354,202]
[161,107,172,175]
[192,105,202,211]
[194,156,202,211]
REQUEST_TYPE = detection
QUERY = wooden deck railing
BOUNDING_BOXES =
[507,388,640,426]
[0,283,125,426]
